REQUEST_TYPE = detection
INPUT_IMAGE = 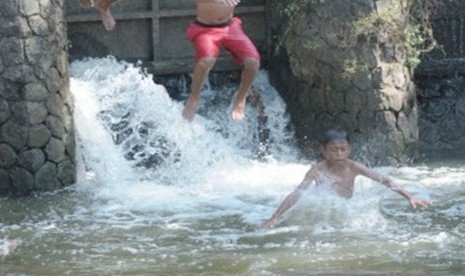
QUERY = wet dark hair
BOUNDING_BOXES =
[321,129,349,146]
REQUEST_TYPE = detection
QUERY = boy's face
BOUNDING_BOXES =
[321,139,351,162]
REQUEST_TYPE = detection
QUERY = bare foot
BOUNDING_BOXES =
[98,8,116,30]
[231,94,246,120]
[78,0,94,8]
[182,97,200,122]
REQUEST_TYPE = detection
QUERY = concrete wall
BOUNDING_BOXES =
[417,76,465,154]
[415,1,465,157]
[0,0,75,195]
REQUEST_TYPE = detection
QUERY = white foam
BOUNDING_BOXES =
[69,57,458,235]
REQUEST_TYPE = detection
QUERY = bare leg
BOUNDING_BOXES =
[231,57,260,120]
[182,57,217,122]
[96,0,119,30]
[78,0,94,8]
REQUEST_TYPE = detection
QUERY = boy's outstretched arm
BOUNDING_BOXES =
[261,188,303,228]
[355,162,431,208]
[262,169,315,229]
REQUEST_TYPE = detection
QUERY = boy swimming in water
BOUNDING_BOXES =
[182,0,261,122]
[262,129,431,229]
[78,0,119,30]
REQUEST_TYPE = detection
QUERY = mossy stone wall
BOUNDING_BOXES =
[269,0,418,165]
[0,0,75,195]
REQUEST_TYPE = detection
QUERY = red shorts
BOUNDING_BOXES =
[187,17,261,64]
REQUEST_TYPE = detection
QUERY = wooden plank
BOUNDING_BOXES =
[67,11,154,22]
[66,6,265,22]
[152,0,160,63]
[265,0,271,60]
[145,57,242,75]
[66,4,267,75]
[415,58,465,76]
[159,6,265,17]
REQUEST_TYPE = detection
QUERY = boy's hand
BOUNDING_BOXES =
[409,197,431,209]
[261,218,279,229]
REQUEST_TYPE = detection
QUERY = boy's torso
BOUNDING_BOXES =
[315,161,358,198]
[195,2,235,24]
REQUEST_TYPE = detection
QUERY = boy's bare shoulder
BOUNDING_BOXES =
[346,159,370,172]
[304,161,325,176]
[346,159,360,166]
[313,160,328,170]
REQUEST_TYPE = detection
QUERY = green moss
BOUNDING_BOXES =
[342,58,358,79]
[275,0,437,70]
[65,39,73,51]
[352,0,437,70]
[273,0,324,55]
[302,34,323,51]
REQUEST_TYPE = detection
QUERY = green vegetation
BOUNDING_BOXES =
[275,0,438,70]
[353,0,437,69]
[273,0,325,55]
[342,58,358,79]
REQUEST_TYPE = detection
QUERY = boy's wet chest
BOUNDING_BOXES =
[316,167,355,196]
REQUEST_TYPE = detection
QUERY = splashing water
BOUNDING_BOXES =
[1,57,464,275]
[70,57,302,207]
[0,238,17,260]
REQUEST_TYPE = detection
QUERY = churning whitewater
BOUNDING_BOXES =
[70,56,305,211]
[69,56,436,234]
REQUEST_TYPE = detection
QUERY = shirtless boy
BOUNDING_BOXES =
[78,0,119,30]
[262,129,431,229]
[182,0,261,122]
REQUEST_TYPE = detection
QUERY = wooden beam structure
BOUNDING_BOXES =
[66,0,267,75]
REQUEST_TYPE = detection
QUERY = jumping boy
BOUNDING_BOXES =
[78,0,119,30]
[182,0,261,122]
[262,129,431,229]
